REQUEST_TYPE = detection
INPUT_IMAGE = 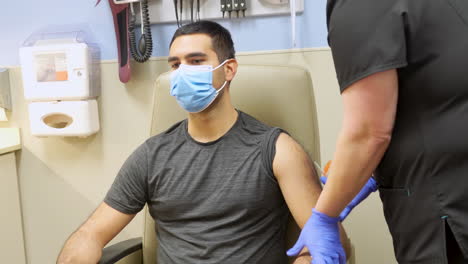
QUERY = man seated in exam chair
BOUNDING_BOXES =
[57,21,353,264]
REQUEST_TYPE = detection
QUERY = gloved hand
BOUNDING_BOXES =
[320,176,378,221]
[287,208,346,264]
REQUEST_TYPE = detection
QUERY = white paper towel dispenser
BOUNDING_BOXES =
[28,100,99,137]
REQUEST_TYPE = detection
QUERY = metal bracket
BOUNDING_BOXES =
[0,69,11,110]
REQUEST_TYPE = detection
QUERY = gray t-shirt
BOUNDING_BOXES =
[105,111,290,263]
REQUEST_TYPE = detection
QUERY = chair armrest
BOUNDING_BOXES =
[99,237,142,264]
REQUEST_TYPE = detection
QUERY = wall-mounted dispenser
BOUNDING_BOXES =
[19,28,100,137]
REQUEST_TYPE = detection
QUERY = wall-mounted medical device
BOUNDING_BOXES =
[96,0,153,83]
[145,0,303,24]
[19,29,101,137]
[145,0,302,48]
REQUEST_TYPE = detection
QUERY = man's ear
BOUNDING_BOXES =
[224,59,238,82]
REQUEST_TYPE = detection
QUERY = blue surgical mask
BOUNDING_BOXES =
[170,60,229,113]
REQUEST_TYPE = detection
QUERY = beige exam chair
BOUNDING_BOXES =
[99,64,354,264]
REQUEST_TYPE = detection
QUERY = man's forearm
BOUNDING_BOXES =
[57,229,103,264]
[315,130,390,217]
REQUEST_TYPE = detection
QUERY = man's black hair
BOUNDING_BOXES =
[170,21,236,62]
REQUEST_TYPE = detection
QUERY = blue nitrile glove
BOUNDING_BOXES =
[287,208,346,264]
[321,176,378,221]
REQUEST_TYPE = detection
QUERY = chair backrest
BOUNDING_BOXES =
[144,64,321,264]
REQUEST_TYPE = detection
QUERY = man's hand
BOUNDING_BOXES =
[321,175,377,221]
[287,209,346,264]
[291,247,312,264]
[292,255,313,264]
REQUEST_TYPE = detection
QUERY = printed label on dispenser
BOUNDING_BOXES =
[35,53,69,82]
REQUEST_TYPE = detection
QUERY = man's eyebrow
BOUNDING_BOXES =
[168,56,179,63]
[185,52,207,59]
[167,52,206,63]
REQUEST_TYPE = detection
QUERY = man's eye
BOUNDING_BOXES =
[171,63,180,69]
[192,59,203,64]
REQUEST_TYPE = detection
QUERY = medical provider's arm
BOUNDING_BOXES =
[273,133,351,259]
[57,202,135,264]
[315,69,398,219]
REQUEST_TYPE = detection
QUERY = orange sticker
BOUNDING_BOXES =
[56,71,68,81]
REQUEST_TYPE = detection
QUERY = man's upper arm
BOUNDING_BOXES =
[104,143,149,215]
[273,133,351,257]
[95,143,150,245]
[273,133,322,227]
[80,202,136,247]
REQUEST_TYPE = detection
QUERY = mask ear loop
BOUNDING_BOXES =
[212,59,231,71]
[213,58,235,89]
[212,59,232,91]
[216,81,228,92]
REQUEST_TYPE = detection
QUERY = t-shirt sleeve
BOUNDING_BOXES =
[327,0,408,92]
[104,143,149,215]
[262,128,287,181]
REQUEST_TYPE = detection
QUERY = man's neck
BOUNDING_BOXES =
[187,94,238,143]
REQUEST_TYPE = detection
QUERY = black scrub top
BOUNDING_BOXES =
[327,0,468,263]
